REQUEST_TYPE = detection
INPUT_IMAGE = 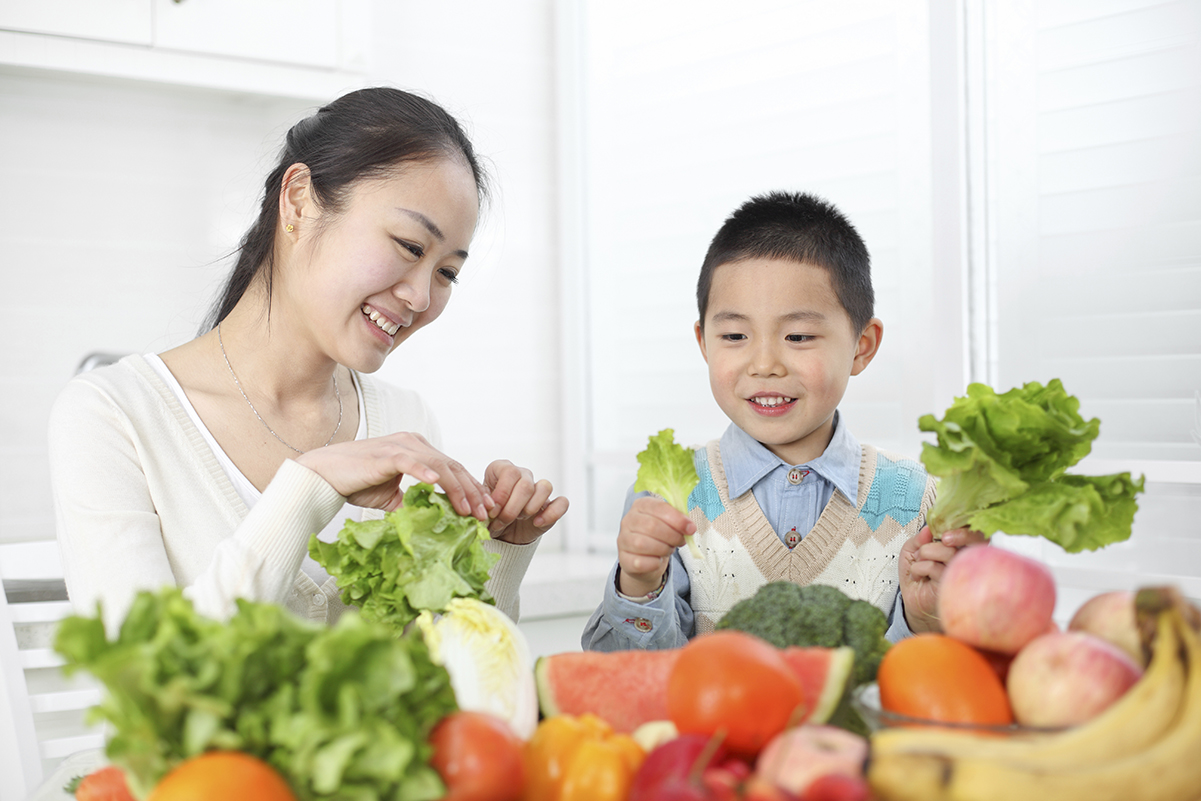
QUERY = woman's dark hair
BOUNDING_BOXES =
[696,191,874,334]
[203,87,487,331]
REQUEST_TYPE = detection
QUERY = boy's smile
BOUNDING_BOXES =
[696,257,882,466]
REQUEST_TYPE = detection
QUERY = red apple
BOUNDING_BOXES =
[802,774,871,801]
[1068,590,1146,667]
[630,735,729,801]
[754,725,867,797]
[1007,630,1143,728]
[938,545,1056,654]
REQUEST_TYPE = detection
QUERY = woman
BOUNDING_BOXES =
[48,87,567,632]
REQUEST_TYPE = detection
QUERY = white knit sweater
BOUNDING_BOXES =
[682,439,936,634]
[48,354,536,633]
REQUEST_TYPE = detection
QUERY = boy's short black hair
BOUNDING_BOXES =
[696,191,874,334]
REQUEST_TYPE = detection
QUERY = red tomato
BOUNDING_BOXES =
[429,711,526,801]
[666,631,805,757]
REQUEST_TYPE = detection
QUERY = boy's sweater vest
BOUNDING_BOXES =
[681,440,937,634]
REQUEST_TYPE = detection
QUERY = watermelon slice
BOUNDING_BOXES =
[535,649,681,732]
[780,646,855,725]
[534,644,854,733]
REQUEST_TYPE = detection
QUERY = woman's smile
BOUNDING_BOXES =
[361,303,403,338]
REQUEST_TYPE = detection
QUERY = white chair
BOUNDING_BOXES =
[0,541,104,801]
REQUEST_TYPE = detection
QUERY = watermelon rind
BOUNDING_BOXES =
[783,645,855,726]
[533,656,560,719]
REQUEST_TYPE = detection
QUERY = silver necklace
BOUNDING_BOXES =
[217,322,343,454]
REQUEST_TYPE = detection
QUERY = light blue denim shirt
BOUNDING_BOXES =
[580,413,914,651]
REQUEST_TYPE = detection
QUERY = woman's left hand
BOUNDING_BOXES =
[482,460,569,545]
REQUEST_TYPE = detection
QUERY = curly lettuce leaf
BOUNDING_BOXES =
[54,589,456,801]
[919,379,1144,552]
[634,428,701,558]
[310,483,499,634]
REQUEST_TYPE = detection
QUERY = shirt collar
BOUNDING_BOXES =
[719,412,861,503]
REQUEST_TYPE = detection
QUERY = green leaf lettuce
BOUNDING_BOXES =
[54,589,457,801]
[919,379,1144,552]
[634,428,701,559]
[309,483,500,634]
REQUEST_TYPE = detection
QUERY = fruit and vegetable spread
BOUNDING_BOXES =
[57,380,1199,801]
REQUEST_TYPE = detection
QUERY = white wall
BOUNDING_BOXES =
[0,74,313,544]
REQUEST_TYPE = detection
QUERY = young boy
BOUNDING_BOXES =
[581,191,981,651]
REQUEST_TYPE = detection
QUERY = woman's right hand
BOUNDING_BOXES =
[296,432,494,520]
[616,496,696,597]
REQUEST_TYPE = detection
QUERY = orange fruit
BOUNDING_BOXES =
[877,633,1013,726]
[146,751,297,801]
[666,630,805,756]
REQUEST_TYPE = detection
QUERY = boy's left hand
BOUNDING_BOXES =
[482,460,570,545]
[899,525,988,634]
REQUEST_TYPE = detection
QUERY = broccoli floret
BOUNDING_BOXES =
[715,581,890,686]
[843,598,890,686]
[716,582,849,648]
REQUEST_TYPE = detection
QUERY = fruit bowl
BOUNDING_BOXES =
[851,683,1065,736]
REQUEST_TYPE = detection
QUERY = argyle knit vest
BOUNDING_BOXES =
[681,439,937,635]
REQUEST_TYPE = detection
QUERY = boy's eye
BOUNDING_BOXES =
[720,333,746,342]
[438,267,460,284]
[786,334,813,343]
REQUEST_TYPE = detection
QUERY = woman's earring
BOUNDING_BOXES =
[285,223,295,233]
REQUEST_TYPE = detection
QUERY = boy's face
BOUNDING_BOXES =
[695,257,882,466]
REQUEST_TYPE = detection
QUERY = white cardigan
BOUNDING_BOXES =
[48,354,537,633]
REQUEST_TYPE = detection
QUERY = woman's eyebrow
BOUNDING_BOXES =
[397,208,469,259]
[398,208,445,239]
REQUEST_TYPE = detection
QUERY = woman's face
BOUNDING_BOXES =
[281,157,480,373]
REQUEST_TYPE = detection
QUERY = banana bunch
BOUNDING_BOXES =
[867,587,1201,801]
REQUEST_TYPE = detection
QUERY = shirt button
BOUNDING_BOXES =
[787,468,805,485]
[632,617,652,633]
[313,593,327,606]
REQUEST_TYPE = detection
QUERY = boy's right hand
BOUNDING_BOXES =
[616,496,697,597]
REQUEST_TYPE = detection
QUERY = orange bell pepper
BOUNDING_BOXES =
[523,715,645,801]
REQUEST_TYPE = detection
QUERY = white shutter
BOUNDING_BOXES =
[981,0,1201,613]
[987,0,1201,464]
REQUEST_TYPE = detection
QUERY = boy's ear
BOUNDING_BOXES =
[850,318,884,376]
[694,321,709,363]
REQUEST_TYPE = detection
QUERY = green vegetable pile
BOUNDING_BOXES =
[310,482,500,634]
[716,581,889,736]
[55,589,457,801]
[919,378,1144,552]
[634,428,701,558]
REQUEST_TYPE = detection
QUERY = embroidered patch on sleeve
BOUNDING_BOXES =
[687,447,726,522]
[858,454,926,531]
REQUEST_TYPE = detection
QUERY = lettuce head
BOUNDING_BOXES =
[310,483,500,634]
[919,379,1144,552]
